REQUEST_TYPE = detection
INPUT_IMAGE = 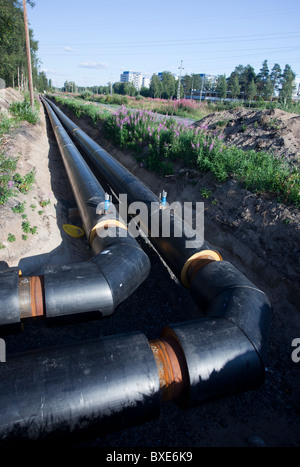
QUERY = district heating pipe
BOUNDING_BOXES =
[0,97,272,444]
[0,99,150,332]
[45,97,272,400]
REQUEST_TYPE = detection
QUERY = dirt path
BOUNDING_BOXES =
[0,92,299,447]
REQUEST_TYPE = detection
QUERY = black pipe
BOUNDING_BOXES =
[0,100,150,329]
[45,98,272,395]
[0,331,160,444]
[44,97,222,284]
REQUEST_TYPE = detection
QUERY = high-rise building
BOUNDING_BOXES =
[120,71,144,90]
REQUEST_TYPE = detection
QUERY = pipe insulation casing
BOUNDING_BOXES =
[92,239,151,309]
[0,268,20,330]
[163,317,266,408]
[44,98,221,280]
[189,261,272,363]
[0,332,160,443]
[43,261,114,318]
[45,108,105,241]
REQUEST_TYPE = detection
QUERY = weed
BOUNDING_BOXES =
[0,242,5,249]
[22,234,28,241]
[30,226,38,235]
[12,201,26,213]
[39,199,51,207]
[7,233,16,242]
[22,220,31,233]
[200,188,212,198]
[21,214,27,219]
[38,210,44,215]
[30,204,36,210]
[13,169,36,194]
[9,97,39,124]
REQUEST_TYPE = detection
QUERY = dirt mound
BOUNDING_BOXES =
[0,87,23,113]
[193,107,300,167]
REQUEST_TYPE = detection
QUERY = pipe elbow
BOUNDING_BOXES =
[156,261,272,408]
[92,240,151,310]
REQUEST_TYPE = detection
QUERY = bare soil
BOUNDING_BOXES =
[193,107,300,167]
[0,90,299,447]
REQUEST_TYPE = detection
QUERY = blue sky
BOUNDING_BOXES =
[26,0,300,89]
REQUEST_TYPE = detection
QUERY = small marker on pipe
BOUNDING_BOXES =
[104,193,110,214]
[160,190,167,209]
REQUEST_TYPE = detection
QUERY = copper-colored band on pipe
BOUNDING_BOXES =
[89,219,128,246]
[19,276,45,319]
[181,250,222,289]
[149,333,188,402]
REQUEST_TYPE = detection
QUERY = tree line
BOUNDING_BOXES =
[146,61,297,104]
[0,0,52,92]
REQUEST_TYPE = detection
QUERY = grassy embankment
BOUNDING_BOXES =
[51,94,300,208]
[0,95,40,248]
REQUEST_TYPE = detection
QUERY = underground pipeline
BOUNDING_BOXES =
[0,313,270,444]
[0,100,150,332]
[44,98,272,387]
[43,97,223,286]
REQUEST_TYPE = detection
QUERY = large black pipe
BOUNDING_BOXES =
[44,97,222,285]
[45,98,272,389]
[0,99,150,330]
[0,98,273,444]
[0,331,161,444]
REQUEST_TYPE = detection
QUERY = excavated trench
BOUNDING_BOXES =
[0,95,299,447]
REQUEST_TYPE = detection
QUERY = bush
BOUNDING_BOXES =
[10,97,39,124]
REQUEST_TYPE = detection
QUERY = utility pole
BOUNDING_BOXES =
[177,60,184,100]
[199,74,205,103]
[22,0,34,108]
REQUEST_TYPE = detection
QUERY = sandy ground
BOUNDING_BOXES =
[0,90,299,447]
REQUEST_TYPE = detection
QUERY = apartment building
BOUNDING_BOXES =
[120,71,144,90]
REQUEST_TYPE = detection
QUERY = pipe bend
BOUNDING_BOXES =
[92,241,151,309]
[163,317,267,408]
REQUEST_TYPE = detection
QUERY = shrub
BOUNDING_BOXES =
[10,97,39,124]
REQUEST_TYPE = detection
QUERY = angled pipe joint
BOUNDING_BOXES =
[44,97,223,290]
[0,100,150,332]
[45,99,272,398]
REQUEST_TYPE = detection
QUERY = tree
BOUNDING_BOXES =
[256,60,270,98]
[228,72,241,99]
[279,64,296,105]
[241,65,256,96]
[63,80,76,93]
[149,74,162,98]
[270,63,282,100]
[0,0,39,88]
[262,78,273,101]
[161,72,176,99]
[216,74,227,100]
[246,79,257,105]
[37,71,48,92]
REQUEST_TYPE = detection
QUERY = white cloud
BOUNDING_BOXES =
[64,46,74,51]
[79,61,109,70]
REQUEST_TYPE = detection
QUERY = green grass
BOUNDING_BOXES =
[9,96,40,124]
[51,94,300,207]
[104,106,300,207]
[0,96,38,206]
